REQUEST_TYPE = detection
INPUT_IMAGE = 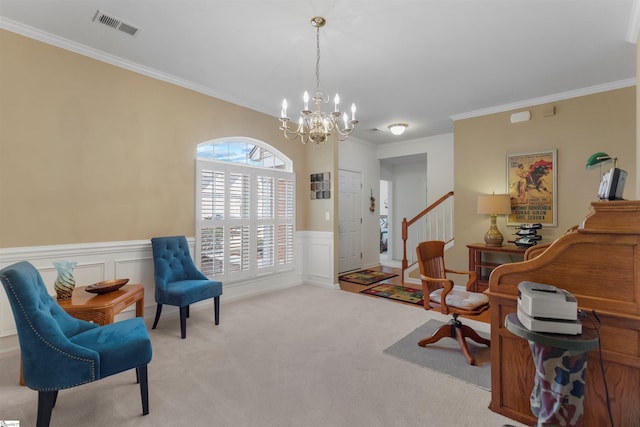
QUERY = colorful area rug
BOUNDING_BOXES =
[339,269,398,286]
[361,284,424,305]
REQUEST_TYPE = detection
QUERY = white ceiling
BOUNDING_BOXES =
[0,0,637,145]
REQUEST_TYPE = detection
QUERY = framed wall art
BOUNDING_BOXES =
[506,149,557,227]
[310,172,331,199]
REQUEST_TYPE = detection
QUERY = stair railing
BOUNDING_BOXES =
[401,191,454,280]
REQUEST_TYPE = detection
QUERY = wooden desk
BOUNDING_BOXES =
[488,201,640,426]
[57,284,144,325]
[20,284,144,385]
[467,243,526,292]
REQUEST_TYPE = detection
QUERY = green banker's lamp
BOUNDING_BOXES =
[477,193,512,247]
[585,152,616,170]
[586,152,627,200]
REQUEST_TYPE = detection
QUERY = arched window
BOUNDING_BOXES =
[195,137,294,283]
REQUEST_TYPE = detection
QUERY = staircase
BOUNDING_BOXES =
[401,191,454,281]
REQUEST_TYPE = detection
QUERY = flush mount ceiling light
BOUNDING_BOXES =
[279,17,358,144]
[388,123,408,136]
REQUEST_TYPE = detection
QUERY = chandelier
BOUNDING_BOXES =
[279,17,358,144]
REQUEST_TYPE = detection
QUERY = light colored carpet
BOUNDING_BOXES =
[0,284,526,427]
[383,319,491,391]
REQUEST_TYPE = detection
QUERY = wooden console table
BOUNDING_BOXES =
[467,243,526,292]
[20,284,144,385]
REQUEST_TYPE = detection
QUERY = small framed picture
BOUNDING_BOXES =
[310,172,331,200]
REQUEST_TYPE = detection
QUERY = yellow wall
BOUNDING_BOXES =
[0,30,334,248]
[1,28,636,271]
[450,87,636,271]
[300,141,337,232]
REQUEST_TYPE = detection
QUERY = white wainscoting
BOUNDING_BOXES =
[297,231,337,289]
[0,232,336,354]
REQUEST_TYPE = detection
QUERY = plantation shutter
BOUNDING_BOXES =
[199,168,225,276]
[277,178,294,265]
[196,150,294,283]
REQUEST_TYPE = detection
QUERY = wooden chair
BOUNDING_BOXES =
[416,241,490,365]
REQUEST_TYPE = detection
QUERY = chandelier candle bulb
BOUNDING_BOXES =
[351,103,356,121]
[334,94,340,112]
[303,91,309,111]
[281,99,287,118]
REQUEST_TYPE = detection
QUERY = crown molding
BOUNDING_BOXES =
[0,17,246,109]
[2,16,636,127]
[449,78,636,122]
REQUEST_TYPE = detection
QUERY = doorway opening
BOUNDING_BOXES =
[380,179,391,265]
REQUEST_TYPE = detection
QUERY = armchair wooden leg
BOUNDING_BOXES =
[459,324,491,347]
[455,327,476,365]
[179,306,188,339]
[37,390,58,427]
[151,304,163,330]
[137,365,149,416]
[418,314,490,366]
[418,323,453,347]
[214,296,220,325]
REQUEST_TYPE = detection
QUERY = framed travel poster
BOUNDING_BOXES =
[506,149,557,227]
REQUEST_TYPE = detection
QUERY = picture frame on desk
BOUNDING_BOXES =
[506,149,557,227]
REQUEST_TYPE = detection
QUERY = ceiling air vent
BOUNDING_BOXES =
[93,10,141,37]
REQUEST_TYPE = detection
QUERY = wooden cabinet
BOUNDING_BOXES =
[467,243,526,292]
[487,201,640,426]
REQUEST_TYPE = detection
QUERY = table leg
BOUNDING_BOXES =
[135,297,144,318]
[528,341,590,427]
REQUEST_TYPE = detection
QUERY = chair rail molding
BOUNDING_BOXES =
[0,236,312,353]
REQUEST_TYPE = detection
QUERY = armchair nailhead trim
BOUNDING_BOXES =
[2,273,96,390]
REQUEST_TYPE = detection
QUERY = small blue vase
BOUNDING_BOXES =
[53,261,77,300]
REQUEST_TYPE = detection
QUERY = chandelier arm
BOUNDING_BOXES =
[335,127,355,137]
[299,130,310,144]
[312,91,330,106]
[280,120,306,141]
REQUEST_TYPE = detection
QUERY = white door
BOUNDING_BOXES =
[338,169,362,273]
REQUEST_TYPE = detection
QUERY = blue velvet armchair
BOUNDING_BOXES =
[151,236,222,338]
[0,261,152,427]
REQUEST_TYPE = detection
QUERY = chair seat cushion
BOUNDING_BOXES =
[70,317,152,378]
[430,288,489,311]
[161,279,222,307]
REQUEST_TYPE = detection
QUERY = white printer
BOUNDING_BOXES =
[517,281,582,335]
